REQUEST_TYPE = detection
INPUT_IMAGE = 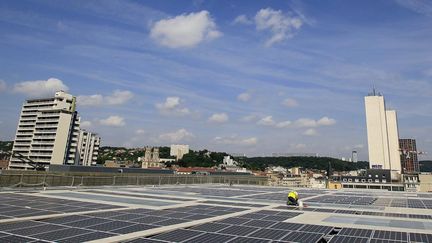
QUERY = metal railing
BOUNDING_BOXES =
[0,173,269,189]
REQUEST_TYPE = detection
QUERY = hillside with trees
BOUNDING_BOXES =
[240,156,369,172]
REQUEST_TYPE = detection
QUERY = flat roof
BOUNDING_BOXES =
[0,185,431,242]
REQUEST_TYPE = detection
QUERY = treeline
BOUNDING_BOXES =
[174,150,229,168]
[240,156,369,172]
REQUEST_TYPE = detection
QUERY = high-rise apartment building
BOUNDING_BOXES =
[76,130,100,166]
[352,151,358,163]
[399,139,419,173]
[9,91,99,169]
[364,91,401,172]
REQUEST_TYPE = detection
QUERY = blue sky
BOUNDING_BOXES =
[1,0,432,160]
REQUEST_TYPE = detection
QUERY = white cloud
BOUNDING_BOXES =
[282,98,298,107]
[99,115,125,127]
[294,117,336,128]
[294,118,317,128]
[159,128,194,143]
[13,78,68,97]
[77,90,133,106]
[294,143,306,149]
[257,116,276,126]
[303,128,318,136]
[237,92,251,102]
[395,0,432,17]
[214,135,258,146]
[156,96,191,116]
[275,121,292,128]
[232,14,253,25]
[150,10,222,48]
[317,117,336,126]
[0,80,6,92]
[135,129,146,135]
[255,8,303,47]
[241,114,258,122]
[208,113,229,123]
[80,121,92,128]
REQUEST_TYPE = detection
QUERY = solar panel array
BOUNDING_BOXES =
[276,206,432,220]
[133,214,432,243]
[0,204,248,242]
[0,193,122,220]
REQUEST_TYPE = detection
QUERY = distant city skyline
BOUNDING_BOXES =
[1,0,432,160]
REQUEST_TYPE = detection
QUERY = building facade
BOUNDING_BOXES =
[76,130,100,166]
[170,144,189,160]
[364,91,401,172]
[9,91,99,169]
[399,139,419,173]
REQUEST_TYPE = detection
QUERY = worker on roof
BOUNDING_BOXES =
[287,190,299,206]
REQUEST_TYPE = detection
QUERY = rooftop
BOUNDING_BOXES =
[0,185,431,242]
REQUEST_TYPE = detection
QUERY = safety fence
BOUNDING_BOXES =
[0,173,269,189]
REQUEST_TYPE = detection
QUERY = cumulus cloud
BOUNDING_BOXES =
[13,78,68,97]
[156,96,191,116]
[0,80,6,92]
[237,92,251,102]
[80,121,92,128]
[159,128,194,143]
[257,116,276,126]
[214,135,258,146]
[208,113,229,123]
[255,8,303,47]
[303,128,318,136]
[99,115,125,127]
[77,90,133,106]
[241,114,258,122]
[294,116,336,128]
[282,98,298,107]
[135,129,146,135]
[232,14,253,25]
[150,10,222,48]
[275,121,292,128]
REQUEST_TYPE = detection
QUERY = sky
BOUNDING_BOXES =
[1,0,432,160]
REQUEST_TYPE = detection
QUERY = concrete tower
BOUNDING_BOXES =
[364,90,401,172]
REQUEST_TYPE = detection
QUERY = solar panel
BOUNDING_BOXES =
[183,214,209,220]
[154,218,188,226]
[238,213,267,220]
[132,216,168,224]
[191,223,231,232]
[0,235,38,242]
[373,230,407,241]
[110,213,145,221]
[57,231,116,243]
[409,232,432,242]
[217,217,251,225]
[31,227,93,241]
[270,222,304,231]
[248,228,291,240]
[187,232,235,243]
[368,239,406,243]
[338,228,373,237]
[111,223,156,234]
[217,225,260,236]
[298,224,333,234]
[261,215,294,221]
[243,219,277,228]
[329,235,369,243]
[88,221,135,231]
[0,221,45,231]
[65,218,108,227]
[228,236,271,242]
[150,229,204,242]
[280,231,324,243]
[8,224,67,236]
